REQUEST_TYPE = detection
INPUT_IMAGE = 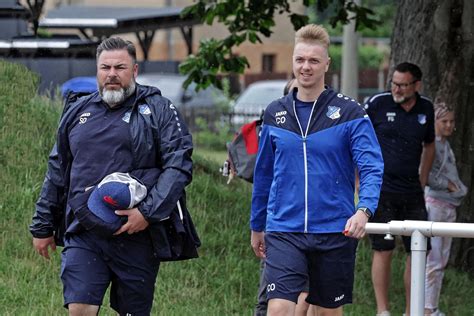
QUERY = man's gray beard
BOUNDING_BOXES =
[100,80,136,107]
[393,93,416,105]
[392,95,406,104]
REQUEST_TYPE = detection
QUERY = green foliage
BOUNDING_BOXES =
[180,0,381,90]
[359,45,385,69]
[189,78,234,151]
[313,0,380,30]
[193,117,234,151]
[179,38,249,90]
[328,45,343,71]
[309,0,395,38]
[357,0,395,37]
[36,27,53,38]
[328,45,385,72]
[2,62,474,315]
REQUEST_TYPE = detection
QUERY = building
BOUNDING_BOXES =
[27,0,304,84]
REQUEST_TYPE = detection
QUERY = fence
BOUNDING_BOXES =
[365,220,474,316]
[179,107,261,133]
[4,57,180,93]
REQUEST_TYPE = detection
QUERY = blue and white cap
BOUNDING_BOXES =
[87,172,147,223]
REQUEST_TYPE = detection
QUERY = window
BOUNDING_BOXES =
[262,54,275,73]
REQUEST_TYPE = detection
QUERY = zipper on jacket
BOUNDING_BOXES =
[293,99,317,233]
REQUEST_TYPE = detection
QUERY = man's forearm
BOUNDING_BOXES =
[419,141,435,188]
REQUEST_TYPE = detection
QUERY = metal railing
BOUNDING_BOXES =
[365,220,474,316]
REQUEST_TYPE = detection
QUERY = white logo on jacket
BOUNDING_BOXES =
[275,111,287,124]
[326,106,341,120]
[122,111,131,123]
[386,112,396,122]
[418,114,427,124]
[78,112,90,124]
[139,104,151,115]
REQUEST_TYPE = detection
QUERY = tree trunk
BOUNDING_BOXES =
[389,0,474,274]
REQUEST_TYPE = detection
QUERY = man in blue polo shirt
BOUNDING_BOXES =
[30,37,198,315]
[365,62,435,316]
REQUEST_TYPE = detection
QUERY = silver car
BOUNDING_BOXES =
[231,80,287,126]
[136,73,229,110]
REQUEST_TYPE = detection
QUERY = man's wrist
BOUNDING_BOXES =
[357,207,373,219]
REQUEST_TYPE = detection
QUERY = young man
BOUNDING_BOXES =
[365,62,435,316]
[30,37,199,315]
[255,78,316,316]
[250,24,384,316]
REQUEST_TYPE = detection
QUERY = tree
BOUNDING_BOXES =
[21,0,45,35]
[179,0,379,89]
[389,0,474,273]
[181,0,474,274]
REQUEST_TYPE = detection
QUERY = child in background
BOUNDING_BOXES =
[424,102,467,316]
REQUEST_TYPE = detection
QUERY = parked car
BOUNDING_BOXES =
[136,73,228,109]
[136,73,231,132]
[231,80,287,126]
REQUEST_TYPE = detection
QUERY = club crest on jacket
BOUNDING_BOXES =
[326,106,341,120]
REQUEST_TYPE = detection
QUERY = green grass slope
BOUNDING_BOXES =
[1,60,473,315]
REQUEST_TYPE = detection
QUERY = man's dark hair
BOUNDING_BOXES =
[96,37,137,64]
[394,62,422,81]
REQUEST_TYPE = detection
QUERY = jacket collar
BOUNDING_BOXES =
[280,85,334,112]
[88,83,162,107]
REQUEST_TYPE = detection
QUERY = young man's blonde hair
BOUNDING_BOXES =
[295,24,330,49]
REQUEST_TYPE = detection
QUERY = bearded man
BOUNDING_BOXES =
[364,62,435,316]
[30,37,198,315]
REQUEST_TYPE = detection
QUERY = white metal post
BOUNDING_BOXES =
[365,220,474,316]
[410,230,427,316]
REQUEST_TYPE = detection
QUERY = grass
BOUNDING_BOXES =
[1,60,474,315]
[195,147,229,165]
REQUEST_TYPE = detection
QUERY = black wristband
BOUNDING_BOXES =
[357,207,373,219]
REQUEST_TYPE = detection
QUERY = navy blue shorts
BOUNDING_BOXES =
[264,232,358,308]
[61,230,160,315]
[369,191,429,252]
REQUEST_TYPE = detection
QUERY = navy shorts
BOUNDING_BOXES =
[369,191,429,252]
[61,230,160,315]
[264,232,358,308]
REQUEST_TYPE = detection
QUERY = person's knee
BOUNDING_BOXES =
[373,249,393,261]
[68,303,100,316]
[267,298,295,316]
[315,305,343,316]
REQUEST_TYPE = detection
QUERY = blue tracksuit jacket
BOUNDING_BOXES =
[250,87,384,233]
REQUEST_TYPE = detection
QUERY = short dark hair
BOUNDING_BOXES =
[96,37,137,64]
[394,62,422,81]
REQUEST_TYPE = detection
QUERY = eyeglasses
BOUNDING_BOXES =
[390,80,418,90]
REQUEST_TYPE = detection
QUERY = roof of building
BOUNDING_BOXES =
[0,35,98,58]
[0,2,30,19]
[40,6,194,30]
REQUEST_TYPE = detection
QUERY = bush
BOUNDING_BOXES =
[193,117,234,151]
